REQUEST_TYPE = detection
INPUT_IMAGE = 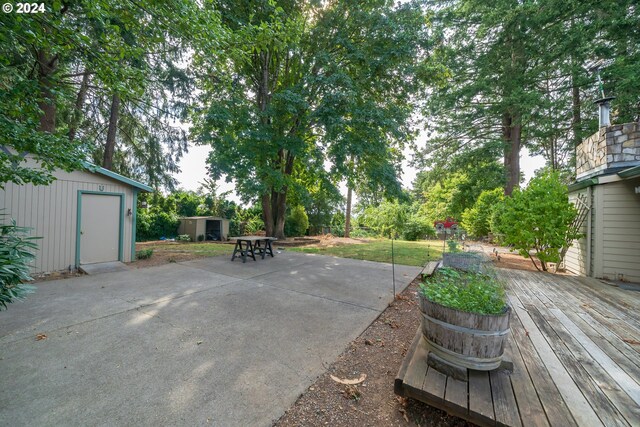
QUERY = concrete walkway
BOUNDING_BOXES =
[0,252,420,426]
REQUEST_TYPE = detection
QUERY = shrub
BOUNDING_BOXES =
[285,205,309,237]
[349,227,377,238]
[491,170,580,271]
[420,267,506,315]
[403,215,436,241]
[446,239,461,253]
[136,249,154,260]
[461,188,504,238]
[0,217,38,310]
[197,234,205,242]
[136,210,180,240]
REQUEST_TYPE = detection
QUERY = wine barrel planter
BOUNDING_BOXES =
[419,295,510,371]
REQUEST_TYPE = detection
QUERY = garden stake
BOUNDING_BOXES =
[391,238,396,297]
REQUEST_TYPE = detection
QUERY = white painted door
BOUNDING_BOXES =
[80,194,120,264]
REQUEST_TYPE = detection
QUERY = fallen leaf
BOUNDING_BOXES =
[342,384,361,401]
[330,373,367,385]
[36,333,47,341]
[196,340,203,345]
[364,339,373,346]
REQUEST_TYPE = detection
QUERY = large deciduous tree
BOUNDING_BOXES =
[193,0,434,239]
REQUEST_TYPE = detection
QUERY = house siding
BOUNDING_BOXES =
[600,178,640,282]
[1,169,135,274]
[565,187,590,276]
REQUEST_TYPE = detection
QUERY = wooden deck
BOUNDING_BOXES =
[395,268,640,427]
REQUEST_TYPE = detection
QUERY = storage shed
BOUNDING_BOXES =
[178,216,229,241]
[566,122,640,283]
[0,159,152,274]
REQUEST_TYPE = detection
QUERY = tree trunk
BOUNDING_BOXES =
[502,113,521,196]
[345,185,352,238]
[36,50,57,133]
[261,193,274,237]
[571,77,582,148]
[69,71,91,142]
[274,191,287,240]
[103,93,120,170]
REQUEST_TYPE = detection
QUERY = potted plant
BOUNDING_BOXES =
[419,266,510,376]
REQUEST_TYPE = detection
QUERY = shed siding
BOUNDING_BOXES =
[1,170,135,274]
[566,188,590,276]
[600,178,640,282]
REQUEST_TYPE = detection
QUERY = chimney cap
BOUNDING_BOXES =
[594,96,616,105]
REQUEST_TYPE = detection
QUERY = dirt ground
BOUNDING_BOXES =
[275,277,472,427]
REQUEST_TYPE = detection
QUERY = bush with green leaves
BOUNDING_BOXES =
[177,234,191,242]
[461,188,504,238]
[402,214,436,241]
[285,205,309,237]
[136,249,154,260]
[136,210,181,240]
[491,170,580,271]
[0,217,38,310]
[420,267,506,315]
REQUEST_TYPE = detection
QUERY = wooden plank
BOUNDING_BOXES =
[506,293,576,427]
[509,274,636,425]
[423,364,447,401]
[402,335,430,391]
[444,376,468,414]
[468,370,495,424]
[549,307,640,406]
[395,328,422,396]
[509,294,600,426]
[525,306,627,427]
[490,368,522,427]
[504,339,550,427]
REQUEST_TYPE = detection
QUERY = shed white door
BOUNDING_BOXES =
[80,194,121,264]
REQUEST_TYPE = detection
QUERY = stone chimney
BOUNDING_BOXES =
[576,122,640,180]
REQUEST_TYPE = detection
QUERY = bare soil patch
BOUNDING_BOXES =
[275,277,473,427]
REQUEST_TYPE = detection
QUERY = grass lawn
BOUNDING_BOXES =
[288,239,443,267]
[136,242,234,257]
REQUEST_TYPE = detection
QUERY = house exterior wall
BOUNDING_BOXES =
[1,168,136,274]
[565,187,591,276]
[599,178,640,283]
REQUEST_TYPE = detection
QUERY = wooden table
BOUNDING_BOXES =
[230,236,277,263]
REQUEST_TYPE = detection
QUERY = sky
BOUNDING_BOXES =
[174,141,547,206]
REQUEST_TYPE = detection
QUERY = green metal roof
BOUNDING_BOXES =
[83,162,153,192]
[618,165,640,179]
[568,178,598,192]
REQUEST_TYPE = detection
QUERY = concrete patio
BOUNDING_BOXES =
[0,252,420,426]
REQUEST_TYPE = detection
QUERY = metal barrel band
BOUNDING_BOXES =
[423,337,503,371]
[423,312,510,337]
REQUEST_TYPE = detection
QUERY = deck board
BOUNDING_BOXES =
[396,268,640,426]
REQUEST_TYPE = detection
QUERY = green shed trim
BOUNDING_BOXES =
[131,190,138,261]
[75,190,125,268]
[568,178,598,192]
[82,162,153,192]
[618,165,640,179]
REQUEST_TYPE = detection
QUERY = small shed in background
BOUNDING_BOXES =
[0,158,153,274]
[178,216,229,241]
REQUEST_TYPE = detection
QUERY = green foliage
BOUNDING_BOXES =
[197,234,205,242]
[136,249,154,260]
[285,205,309,237]
[491,170,580,271]
[291,239,443,267]
[414,161,505,223]
[420,268,506,315]
[0,216,38,310]
[349,228,377,239]
[358,201,408,238]
[461,188,505,238]
[136,210,181,241]
[446,240,461,253]
[402,214,436,241]
[177,234,191,242]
